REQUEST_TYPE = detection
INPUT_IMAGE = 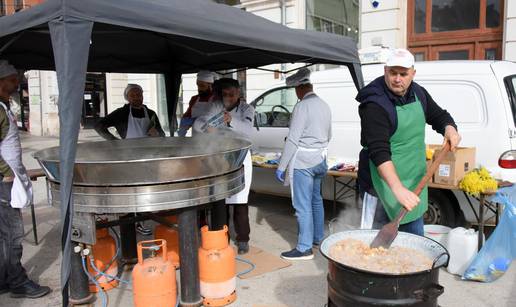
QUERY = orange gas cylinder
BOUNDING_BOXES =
[198,225,237,306]
[88,228,118,292]
[132,239,177,307]
[154,215,180,267]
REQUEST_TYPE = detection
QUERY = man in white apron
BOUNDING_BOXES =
[193,78,255,254]
[0,60,50,298]
[95,84,165,235]
[276,68,332,260]
[178,71,215,137]
[94,83,165,140]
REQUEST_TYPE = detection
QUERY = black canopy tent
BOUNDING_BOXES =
[0,0,363,305]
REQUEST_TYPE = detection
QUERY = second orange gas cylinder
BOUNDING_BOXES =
[132,239,177,307]
[88,228,118,292]
[198,225,236,306]
[154,215,180,267]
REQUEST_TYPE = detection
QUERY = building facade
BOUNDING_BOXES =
[0,0,43,15]
[2,1,515,136]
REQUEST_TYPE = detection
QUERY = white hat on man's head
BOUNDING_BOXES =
[197,70,214,83]
[286,67,311,87]
[0,60,17,79]
[124,83,143,100]
[386,49,415,68]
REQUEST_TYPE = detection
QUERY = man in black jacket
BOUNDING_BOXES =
[95,84,165,235]
[95,84,165,140]
[357,49,461,235]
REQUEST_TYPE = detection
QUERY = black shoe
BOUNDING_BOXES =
[237,242,249,255]
[0,285,8,295]
[280,248,314,260]
[136,222,152,236]
[10,280,51,299]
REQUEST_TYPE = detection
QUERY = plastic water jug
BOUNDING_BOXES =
[424,224,452,248]
[447,227,479,276]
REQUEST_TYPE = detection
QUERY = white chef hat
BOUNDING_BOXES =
[0,60,17,79]
[386,49,415,68]
[124,83,143,100]
[197,70,214,83]
[286,67,311,87]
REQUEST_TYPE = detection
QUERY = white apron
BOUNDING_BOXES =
[0,102,32,208]
[360,192,378,229]
[226,151,252,204]
[126,106,150,139]
[191,96,214,119]
[286,147,327,207]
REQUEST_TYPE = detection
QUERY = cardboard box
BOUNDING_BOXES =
[429,145,476,186]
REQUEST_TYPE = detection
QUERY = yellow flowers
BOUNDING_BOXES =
[426,148,434,160]
[459,167,498,196]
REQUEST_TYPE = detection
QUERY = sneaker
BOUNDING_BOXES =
[280,248,314,260]
[10,280,51,299]
[237,242,249,255]
[136,222,152,236]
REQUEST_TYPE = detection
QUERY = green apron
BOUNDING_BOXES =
[369,96,428,224]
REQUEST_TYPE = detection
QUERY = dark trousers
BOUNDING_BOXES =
[0,181,28,288]
[211,201,250,243]
[371,195,425,236]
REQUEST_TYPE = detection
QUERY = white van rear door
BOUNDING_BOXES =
[491,61,516,149]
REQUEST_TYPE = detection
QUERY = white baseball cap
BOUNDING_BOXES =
[386,49,415,68]
[286,67,311,87]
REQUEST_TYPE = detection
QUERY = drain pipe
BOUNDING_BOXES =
[280,0,287,78]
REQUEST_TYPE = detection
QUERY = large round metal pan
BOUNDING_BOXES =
[33,134,251,186]
[320,229,449,276]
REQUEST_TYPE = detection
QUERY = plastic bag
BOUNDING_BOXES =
[463,186,516,282]
[201,111,225,132]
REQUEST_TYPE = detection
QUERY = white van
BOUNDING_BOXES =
[249,60,516,227]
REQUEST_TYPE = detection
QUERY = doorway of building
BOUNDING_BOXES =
[82,73,107,129]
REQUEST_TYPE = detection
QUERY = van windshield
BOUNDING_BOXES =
[505,75,516,126]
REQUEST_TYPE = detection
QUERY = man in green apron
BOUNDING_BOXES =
[357,49,461,236]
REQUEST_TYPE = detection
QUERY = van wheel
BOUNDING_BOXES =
[425,189,458,227]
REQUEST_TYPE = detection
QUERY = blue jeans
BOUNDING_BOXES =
[292,160,327,252]
[372,199,424,236]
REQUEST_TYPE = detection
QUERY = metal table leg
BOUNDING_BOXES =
[30,203,38,245]
[178,208,203,307]
[333,176,337,219]
[119,213,138,265]
[478,194,485,251]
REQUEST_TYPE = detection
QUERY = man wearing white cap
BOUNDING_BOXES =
[0,60,50,298]
[178,70,215,136]
[275,68,332,260]
[356,49,461,236]
[95,83,165,141]
[193,78,255,255]
[95,83,165,235]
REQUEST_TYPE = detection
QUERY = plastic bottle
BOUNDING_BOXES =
[447,227,479,276]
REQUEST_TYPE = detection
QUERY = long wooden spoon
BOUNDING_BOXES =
[370,142,451,249]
